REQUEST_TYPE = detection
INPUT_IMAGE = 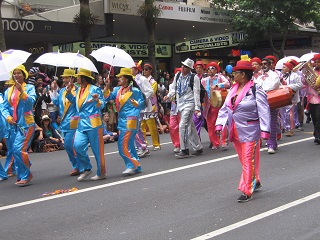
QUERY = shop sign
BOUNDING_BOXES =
[2,19,34,32]
[54,42,172,58]
[175,32,244,53]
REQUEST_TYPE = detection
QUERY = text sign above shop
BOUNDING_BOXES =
[53,42,172,58]
[175,32,245,53]
[107,0,231,24]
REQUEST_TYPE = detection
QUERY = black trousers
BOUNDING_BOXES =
[309,103,320,138]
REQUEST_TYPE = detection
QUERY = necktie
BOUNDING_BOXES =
[11,87,19,122]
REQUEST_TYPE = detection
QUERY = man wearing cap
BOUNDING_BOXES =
[132,62,154,157]
[202,62,230,150]
[265,55,281,77]
[52,69,80,176]
[256,58,280,154]
[251,57,263,82]
[140,63,161,151]
[279,61,303,137]
[66,68,106,181]
[164,58,203,158]
[193,61,205,138]
[304,53,320,144]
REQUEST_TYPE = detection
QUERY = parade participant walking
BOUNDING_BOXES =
[141,63,161,151]
[279,61,303,137]
[305,54,320,144]
[202,62,230,150]
[164,58,203,158]
[255,58,280,154]
[2,65,36,186]
[66,68,106,181]
[104,68,145,175]
[52,69,80,176]
[132,62,154,158]
[168,82,181,153]
[251,57,263,82]
[0,93,9,181]
[215,60,271,202]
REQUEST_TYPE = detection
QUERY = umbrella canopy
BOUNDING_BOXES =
[34,51,98,73]
[90,46,135,68]
[300,52,319,62]
[0,49,31,81]
[275,56,300,70]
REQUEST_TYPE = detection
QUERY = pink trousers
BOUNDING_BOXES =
[232,126,260,196]
[169,114,180,148]
[206,106,228,147]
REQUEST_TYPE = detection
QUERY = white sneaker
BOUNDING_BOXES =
[122,168,135,176]
[90,174,107,181]
[138,148,149,158]
[153,146,161,151]
[267,148,276,154]
[173,147,180,153]
[77,170,92,181]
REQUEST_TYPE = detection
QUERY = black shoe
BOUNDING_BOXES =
[175,149,190,158]
[314,138,320,145]
[237,193,253,203]
[208,143,213,149]
[306,117,311,123]
[192,148,203,156]
[254,182,262,192]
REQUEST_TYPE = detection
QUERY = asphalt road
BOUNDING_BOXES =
[1,123,320,240]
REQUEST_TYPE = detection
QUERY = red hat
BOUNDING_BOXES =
[193,60,205,69]
[283,62,293,70]
[133,62,143,72]
[103,63,114,76]
[206,62,221,72]
[288,59,299,67]
[232,60,255,71]
[250,57,262,65]
[174,67,182,75]
[144,63,153,69]
[312,53,320,61]
[265,55,277,64]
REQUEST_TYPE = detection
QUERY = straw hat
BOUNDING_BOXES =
[116,68,134,78]
[76,68,94,79]
[61,69,76,77]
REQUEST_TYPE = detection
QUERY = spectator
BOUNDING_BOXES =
[102,112,118,143]
[33,76,51,126]
[40,115,64,150]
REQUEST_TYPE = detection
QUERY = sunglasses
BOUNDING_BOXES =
[207,66,216,70]
[144,68,151,71]
[261,62,270,65]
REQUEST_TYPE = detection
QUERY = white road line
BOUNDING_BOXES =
[90,141,173,157]
[191,191,320,240]
[0,137,314,212]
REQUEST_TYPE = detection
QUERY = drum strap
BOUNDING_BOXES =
[252,83,257,98]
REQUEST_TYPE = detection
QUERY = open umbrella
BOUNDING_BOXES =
[275,56,300,70]
[90,46,135,68]
[0,49,31,81]
[34,51,63,67]
[300,52,319,62]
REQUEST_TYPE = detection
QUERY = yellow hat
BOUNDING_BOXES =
[61,69,76,77]
[5,78,15,85]
[116,68,134,78]
[12,65,28,79]
[76,68,94,79]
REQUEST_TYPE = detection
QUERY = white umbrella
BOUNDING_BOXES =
[275,56,300,70]
[0,49,31,81]
[300,52,319,62]
[35,51,98,73]
[90,46,135,68]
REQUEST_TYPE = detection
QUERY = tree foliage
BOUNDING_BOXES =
[137,0,162,79]
[212,0,320,58]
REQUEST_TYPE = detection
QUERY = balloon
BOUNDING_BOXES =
[225,65,233,74]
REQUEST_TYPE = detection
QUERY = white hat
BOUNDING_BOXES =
[181,58,194,69]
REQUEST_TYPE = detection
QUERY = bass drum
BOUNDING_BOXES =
[267,87,294,110]
[210,89,229,108]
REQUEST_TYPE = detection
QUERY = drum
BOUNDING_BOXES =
[267,87,294,110]
[210,89,229,108]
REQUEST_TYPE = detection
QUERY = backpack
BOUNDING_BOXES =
[175,72,206,104]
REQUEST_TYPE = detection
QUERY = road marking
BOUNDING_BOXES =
[191,191,320,239]
[0,137,314,212]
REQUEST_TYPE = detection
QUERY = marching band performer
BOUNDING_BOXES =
[52,69,80,176]
[104,68,145,175]
[66,68,106,181]
[2,65,36,186]
[215,60,271,202]
[202,62,230,150]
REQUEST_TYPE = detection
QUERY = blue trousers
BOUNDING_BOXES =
[119,130,141,171]
[74,128,106,176]
[11,125,35,181]
[0,162,8,179]
[63,130,78,170]
[4,131,15,175]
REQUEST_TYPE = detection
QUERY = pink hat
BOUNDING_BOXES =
[232,60,255,71]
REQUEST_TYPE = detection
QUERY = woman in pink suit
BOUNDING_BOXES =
[215,60,271,202]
